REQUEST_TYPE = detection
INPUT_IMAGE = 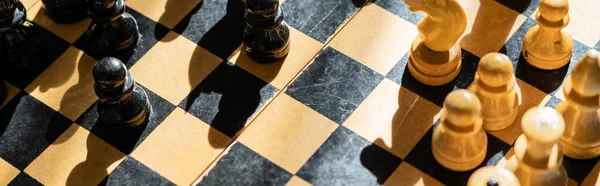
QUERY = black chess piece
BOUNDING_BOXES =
[87,0,139,60]
[243,0,290,63]
[42,0,88,24]
[0,0,41,69]
[93,57,150,132]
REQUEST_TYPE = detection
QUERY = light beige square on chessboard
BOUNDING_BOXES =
[1,81,20,109]
[130,31,222,105]
[131,108,232,185]
[329,3,417,75]
[0,158,19,185]
[25,47,98,121]
[383,162,443,186]
[457,0,528,58]
[24,124,125,186]
[487,79,548,145]
[21,0,38,10]
[229,27,324,89]
[126,0,202,29]
[285,176,312,186]
[237,94,338,174]
[26,2,91,44]
[344,79,442,159]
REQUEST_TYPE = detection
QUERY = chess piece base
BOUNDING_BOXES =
[244,37,290,63]
[468,166,520,186]
[408,37,461,86]
[522,26,573,70]
[505,134,568,186]
[97,80,151,132]
[432,120,487,172]
[483,110,518,131]
[243,19,291,63]
[557,80,600,159]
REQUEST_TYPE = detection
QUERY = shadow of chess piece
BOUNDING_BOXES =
[468,53,520,131]
[0,0,41,70]
[468,166,521,186]
[93,57,150,133]
[557,49,600,159]
[505,107,568,186]
[86,0,140,60]
[41,0,88,24]
[432,89,487,171]
[0,80,5,104]
[243,0,290,63]
[404,0,467,86]
[522,0,573,70]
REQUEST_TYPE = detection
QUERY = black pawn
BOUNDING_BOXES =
[243,0,290,63]
[42,0,88,24]
[93,57,150,132]
[87,0,139,60]
[0,0,41,68]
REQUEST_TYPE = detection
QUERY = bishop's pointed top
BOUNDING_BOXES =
[571,49,600,97]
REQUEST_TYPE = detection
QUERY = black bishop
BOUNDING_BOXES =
[93,57,150,132]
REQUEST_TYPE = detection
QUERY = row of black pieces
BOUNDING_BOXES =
[41,0,293,63]
[0,0,141,107]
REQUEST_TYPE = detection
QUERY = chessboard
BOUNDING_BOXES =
[1,0,600,185]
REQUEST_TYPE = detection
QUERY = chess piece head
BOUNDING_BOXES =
[0,0,26,28]
[88,0,124,22]
[477,53,514,87]
[539,0,569,22]
[570,49,600,97]
[0,0,17,16]
[467,166,520,186]
[521,107,565,144]
[247,0,279,18]
[444,89,482,126]
[93,57,127,89]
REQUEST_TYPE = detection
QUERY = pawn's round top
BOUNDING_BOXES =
[93,57,127,88]
[571,49,600,97]
[539,0,569,22]
[444,89,482,125]
[521,107,565,144]
[467,166,520,186]
[477,53,513,87]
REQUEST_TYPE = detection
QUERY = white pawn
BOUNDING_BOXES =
[522,0,573,70]
[557,49,600,159]
[505,107,568,186]
[469,53,519,131]
[432,89,487,171]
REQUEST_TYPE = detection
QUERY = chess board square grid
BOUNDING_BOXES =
[194,1,600,185]
[2,0,600,185]
[2,0,357,185]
